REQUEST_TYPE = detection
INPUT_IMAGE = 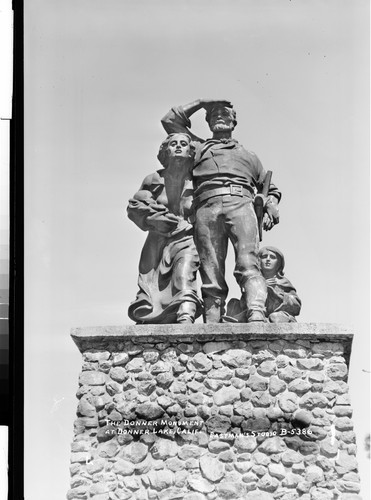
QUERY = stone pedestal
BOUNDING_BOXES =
[67,324,361,500]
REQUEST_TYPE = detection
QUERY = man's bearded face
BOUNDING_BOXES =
[208,106,235,132]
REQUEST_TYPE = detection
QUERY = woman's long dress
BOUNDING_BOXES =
[127,168,202,324]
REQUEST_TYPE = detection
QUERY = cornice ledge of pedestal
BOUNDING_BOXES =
[70,322,353,353]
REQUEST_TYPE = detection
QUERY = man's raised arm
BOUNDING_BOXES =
[161,99,232,141]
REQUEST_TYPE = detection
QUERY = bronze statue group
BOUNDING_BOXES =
[127,99,301,325]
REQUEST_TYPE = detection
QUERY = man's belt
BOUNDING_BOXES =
[193,185,253,207]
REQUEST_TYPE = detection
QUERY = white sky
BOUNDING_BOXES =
[24,1,370,498]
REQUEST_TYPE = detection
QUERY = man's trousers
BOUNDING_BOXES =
[194,194,267,323]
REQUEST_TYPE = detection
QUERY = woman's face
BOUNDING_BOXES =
[260,250,280,276]
[167,134,192,160]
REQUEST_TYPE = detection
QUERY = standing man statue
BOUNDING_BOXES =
[161,99,281,323]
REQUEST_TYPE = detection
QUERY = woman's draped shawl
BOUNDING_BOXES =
[127,171,201,324]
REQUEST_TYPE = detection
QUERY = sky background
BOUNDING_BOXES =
[24,1,370,498]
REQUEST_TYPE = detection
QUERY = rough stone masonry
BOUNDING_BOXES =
[67,324,361,500]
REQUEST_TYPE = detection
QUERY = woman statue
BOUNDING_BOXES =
[127,133,202,324]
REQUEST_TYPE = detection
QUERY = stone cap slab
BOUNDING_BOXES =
[71,323,353,354]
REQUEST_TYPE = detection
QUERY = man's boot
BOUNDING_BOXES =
[177,301,197,324]
[203,297,224,324]
[242,275,267,323]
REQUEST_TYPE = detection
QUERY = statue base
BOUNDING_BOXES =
[67,323,361,500]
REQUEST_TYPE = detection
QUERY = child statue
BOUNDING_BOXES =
[225,246,301,323]
[258,246,301,323]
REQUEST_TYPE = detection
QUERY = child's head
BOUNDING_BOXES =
[258,246,285,278]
